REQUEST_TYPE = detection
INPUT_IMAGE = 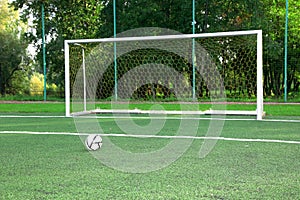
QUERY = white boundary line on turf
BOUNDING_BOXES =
[262,119,300,123]
[76,115,300,123]
[1,131,300,145]
[0,115,299,123]
[0,115,66,118]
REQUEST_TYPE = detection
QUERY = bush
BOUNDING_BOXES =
[29,72,59,96]
[30,73,44,95]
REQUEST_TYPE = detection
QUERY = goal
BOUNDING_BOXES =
[64,29,263,120]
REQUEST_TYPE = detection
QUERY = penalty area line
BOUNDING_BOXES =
[1,131,300,145]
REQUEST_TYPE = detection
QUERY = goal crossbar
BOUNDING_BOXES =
[65,30,262,44]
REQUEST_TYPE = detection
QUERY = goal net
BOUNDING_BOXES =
[65,29,263,120]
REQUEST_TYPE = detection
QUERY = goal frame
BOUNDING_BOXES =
[64,30,263,120]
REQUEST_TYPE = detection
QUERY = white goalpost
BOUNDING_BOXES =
[65,30,263,120]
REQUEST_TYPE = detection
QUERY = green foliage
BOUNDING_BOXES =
[100,0,193,37]
[29,72,44,95]
[0,0,25,33]
[99,0,262,36]
[10,0,300,100]
[263,0,300,97]
[0,0,28,96]
[9,70,30,95]
[11,0,103,89]
[29,72,58,96]
[0,31,27,96]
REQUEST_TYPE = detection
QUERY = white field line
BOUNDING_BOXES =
[84,116,300,123]
[0,115,65,118]
[1,131,300,145]
[1,115,300,123]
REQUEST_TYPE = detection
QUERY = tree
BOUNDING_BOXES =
[11,0,299,99]
[262,0,300,97]
[0,0,27,96]
[89,0,266,99]
[99,0,194,37]
[11,0,103,90]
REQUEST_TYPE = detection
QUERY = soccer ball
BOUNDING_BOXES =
[85,134,103,151]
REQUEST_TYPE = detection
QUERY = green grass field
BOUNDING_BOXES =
[0,101,300,117]
[0,102,300,199]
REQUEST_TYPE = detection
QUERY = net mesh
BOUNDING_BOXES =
[69,33,257,114]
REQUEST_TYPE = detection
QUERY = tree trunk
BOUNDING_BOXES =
[0,64,6,96]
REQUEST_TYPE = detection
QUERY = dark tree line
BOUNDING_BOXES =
[8,0,300,99]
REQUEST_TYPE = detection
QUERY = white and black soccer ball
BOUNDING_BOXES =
[85,134,103,151]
